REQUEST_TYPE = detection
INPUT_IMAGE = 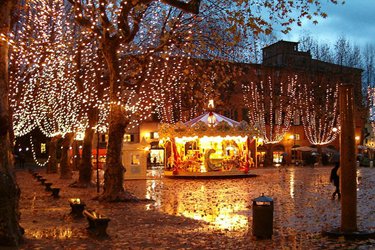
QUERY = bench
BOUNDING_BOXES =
[40,178,47,185]
[69,198,86,217]
[83,209,110,237]
[36,175,43,181]
[44,182,52,191]
[51,188,60,198]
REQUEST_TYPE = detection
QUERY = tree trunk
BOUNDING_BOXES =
[0,0,23,246]
[75,127,94,187]
[100,105,136,201]
[72,142,80,171]
[316,145,323,166]
[99,42,136,201]
[71,107,98,187]
[60,133,74,179]
[47,136,59,173]
[264,144,274,167]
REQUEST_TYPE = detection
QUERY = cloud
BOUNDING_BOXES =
[279,0,375,47]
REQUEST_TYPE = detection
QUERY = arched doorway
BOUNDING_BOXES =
[257,145,266,167]
[291,144,301,164]
[272,144,285,164]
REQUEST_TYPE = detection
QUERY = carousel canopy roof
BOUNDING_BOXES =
[184,112,240,127]
[158,112,258,139]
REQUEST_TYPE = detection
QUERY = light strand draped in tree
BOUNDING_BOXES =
[242,73,297,144]
[10,0,80,138]
[299,81,340,145]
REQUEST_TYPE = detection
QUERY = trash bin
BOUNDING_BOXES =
[370,161,373,168]
[252,194,273,239]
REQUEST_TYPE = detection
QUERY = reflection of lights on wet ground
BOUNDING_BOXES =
[178,201,248,231]
[289,169,295,198]
[357,169,361,191]
[149,182,249,231]
[145,180,161,210]
[30,228,73,239]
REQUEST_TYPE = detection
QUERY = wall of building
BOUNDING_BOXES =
[128,40,366,167]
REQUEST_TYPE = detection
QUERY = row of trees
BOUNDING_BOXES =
[246,33,375,102]
[298,35,375,93]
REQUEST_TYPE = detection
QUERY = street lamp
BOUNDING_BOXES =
[96,128,100,193]
[289,134,296,164]
[94,124,107,193]
[74,132,84,171]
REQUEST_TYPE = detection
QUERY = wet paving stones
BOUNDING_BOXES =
[16,166,375,249]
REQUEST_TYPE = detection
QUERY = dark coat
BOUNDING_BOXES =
[330,166,340,187]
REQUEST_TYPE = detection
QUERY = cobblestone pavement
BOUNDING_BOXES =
[15,166,375,249]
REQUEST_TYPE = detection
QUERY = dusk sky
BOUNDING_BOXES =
[280,0,375,48]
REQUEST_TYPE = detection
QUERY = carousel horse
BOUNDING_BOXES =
[204,149,222,171]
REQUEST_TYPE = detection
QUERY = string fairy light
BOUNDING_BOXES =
[298,80,340,145]
[10,0,80,138]
[242,73,297,144]
[30,135,50,167]
[10,0,321,147]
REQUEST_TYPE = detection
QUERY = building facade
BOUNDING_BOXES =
[124,40,365,169]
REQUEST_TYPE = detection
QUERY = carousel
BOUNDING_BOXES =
[158,104,259,178]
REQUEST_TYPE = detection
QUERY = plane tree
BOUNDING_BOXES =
[0,0,24,246]
[242,68,297,166]
[66,0,343,201]
[9,0,79,177]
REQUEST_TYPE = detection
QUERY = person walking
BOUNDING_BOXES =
[330,162,341,200]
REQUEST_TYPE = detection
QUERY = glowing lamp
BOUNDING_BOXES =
[75,132,84,141]
[207,112,216,127]
[208,99,215,109]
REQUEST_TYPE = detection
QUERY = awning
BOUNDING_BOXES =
[291,146,316,152]
[291,146,339,154]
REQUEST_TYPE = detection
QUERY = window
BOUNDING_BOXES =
[150,132,159,139]
[41,143,46,154]
[124,134,135,142]
[293,110,301,125]
[131,154,140,165]
[294,134,300,140]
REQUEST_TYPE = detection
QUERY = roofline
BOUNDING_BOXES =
[261,40,299,51]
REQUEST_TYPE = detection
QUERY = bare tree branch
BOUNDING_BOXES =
[161,0,201,14]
